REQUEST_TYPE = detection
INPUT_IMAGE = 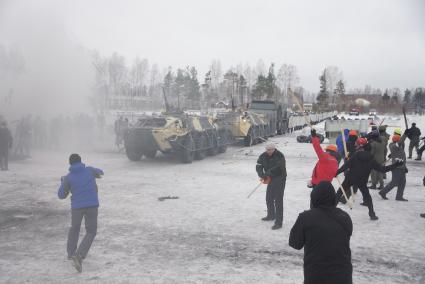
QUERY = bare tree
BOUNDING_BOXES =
[129,58,149,96]
[255,59,266,76]
[210,59,222,89]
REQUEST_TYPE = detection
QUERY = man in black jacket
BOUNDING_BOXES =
[335,138,403,220]
[405,122,421,159]
[256,144,287,230]
[289,181,353,284]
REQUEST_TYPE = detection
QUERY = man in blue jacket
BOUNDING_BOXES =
[336,129,349,156]
[58,154,104,273]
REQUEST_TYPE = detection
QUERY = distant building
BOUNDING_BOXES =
[339,94,382,112]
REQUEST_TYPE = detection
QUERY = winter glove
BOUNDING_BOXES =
[310,129,317,137]
[393,158,404,167]
[405,168,408,173]
[423,176,425,186]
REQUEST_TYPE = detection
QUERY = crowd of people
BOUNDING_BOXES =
[255,121,424,283]
[0,113,107,168]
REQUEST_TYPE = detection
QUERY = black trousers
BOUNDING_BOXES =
[418,144,425,157]
[266,176,285,225]
[337,179,376,217]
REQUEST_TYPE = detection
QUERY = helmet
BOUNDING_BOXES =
[325,145,337,152]
[394,128,402,135]
[392,135,401,142]
[355,137,368,147]
[349,130,358,136]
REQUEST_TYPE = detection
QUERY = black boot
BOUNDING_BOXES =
[378,191,388,200]
[271,223,282,230]
[370,215,379,221]
[262,216,275,221]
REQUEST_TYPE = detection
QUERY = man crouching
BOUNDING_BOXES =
[58,153,104,273]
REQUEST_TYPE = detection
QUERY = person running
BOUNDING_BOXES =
[58,154,104,273]
[256,144,287,230]
[289,181,353,284]
[336,138,403,220]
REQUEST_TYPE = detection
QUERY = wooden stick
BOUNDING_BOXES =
[247,182,263,199]
[336,176,353,209]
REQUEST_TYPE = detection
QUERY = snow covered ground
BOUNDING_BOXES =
[1,115,424,284]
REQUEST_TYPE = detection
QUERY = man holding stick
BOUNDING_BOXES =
[256,144,287,230]
[336,138,403,220]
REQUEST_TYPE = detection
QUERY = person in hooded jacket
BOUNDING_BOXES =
[309,129,338,188]
[335,138,403,220]
[289,181,353,284]
[58,154,104,273]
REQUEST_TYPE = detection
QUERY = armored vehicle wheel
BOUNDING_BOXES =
[126,147,143,161]
[217,131,228,153]
[194,135,206,160]
[124,132,143,161]
[206,136,218,156]
[144,149,157,159]
[179,136,195,163]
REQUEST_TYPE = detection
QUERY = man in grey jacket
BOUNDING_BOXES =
[379,133,408,201]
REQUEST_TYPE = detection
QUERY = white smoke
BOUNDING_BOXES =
[0,0,94,120]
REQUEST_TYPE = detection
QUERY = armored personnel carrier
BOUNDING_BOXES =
[215,110,269,146]
[124,113,228,163]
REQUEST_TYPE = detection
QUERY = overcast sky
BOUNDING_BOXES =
[1,0,425,92]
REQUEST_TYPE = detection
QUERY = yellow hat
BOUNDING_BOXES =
[394,128,402,135]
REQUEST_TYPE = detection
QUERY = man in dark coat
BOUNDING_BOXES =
[369,130,386,189]
[0,121,13,171]
[289,181,353,284]
[405,122,421,159]
[346,130,358,159]
[336,138,402,220]
[256,144,287,230]
[379,133,408,201]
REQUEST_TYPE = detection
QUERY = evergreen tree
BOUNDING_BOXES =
[382,89,390,104]
[316,69,329,109]
[335,80,345,96]
[251,63,276,100]
[403,89,411,104]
